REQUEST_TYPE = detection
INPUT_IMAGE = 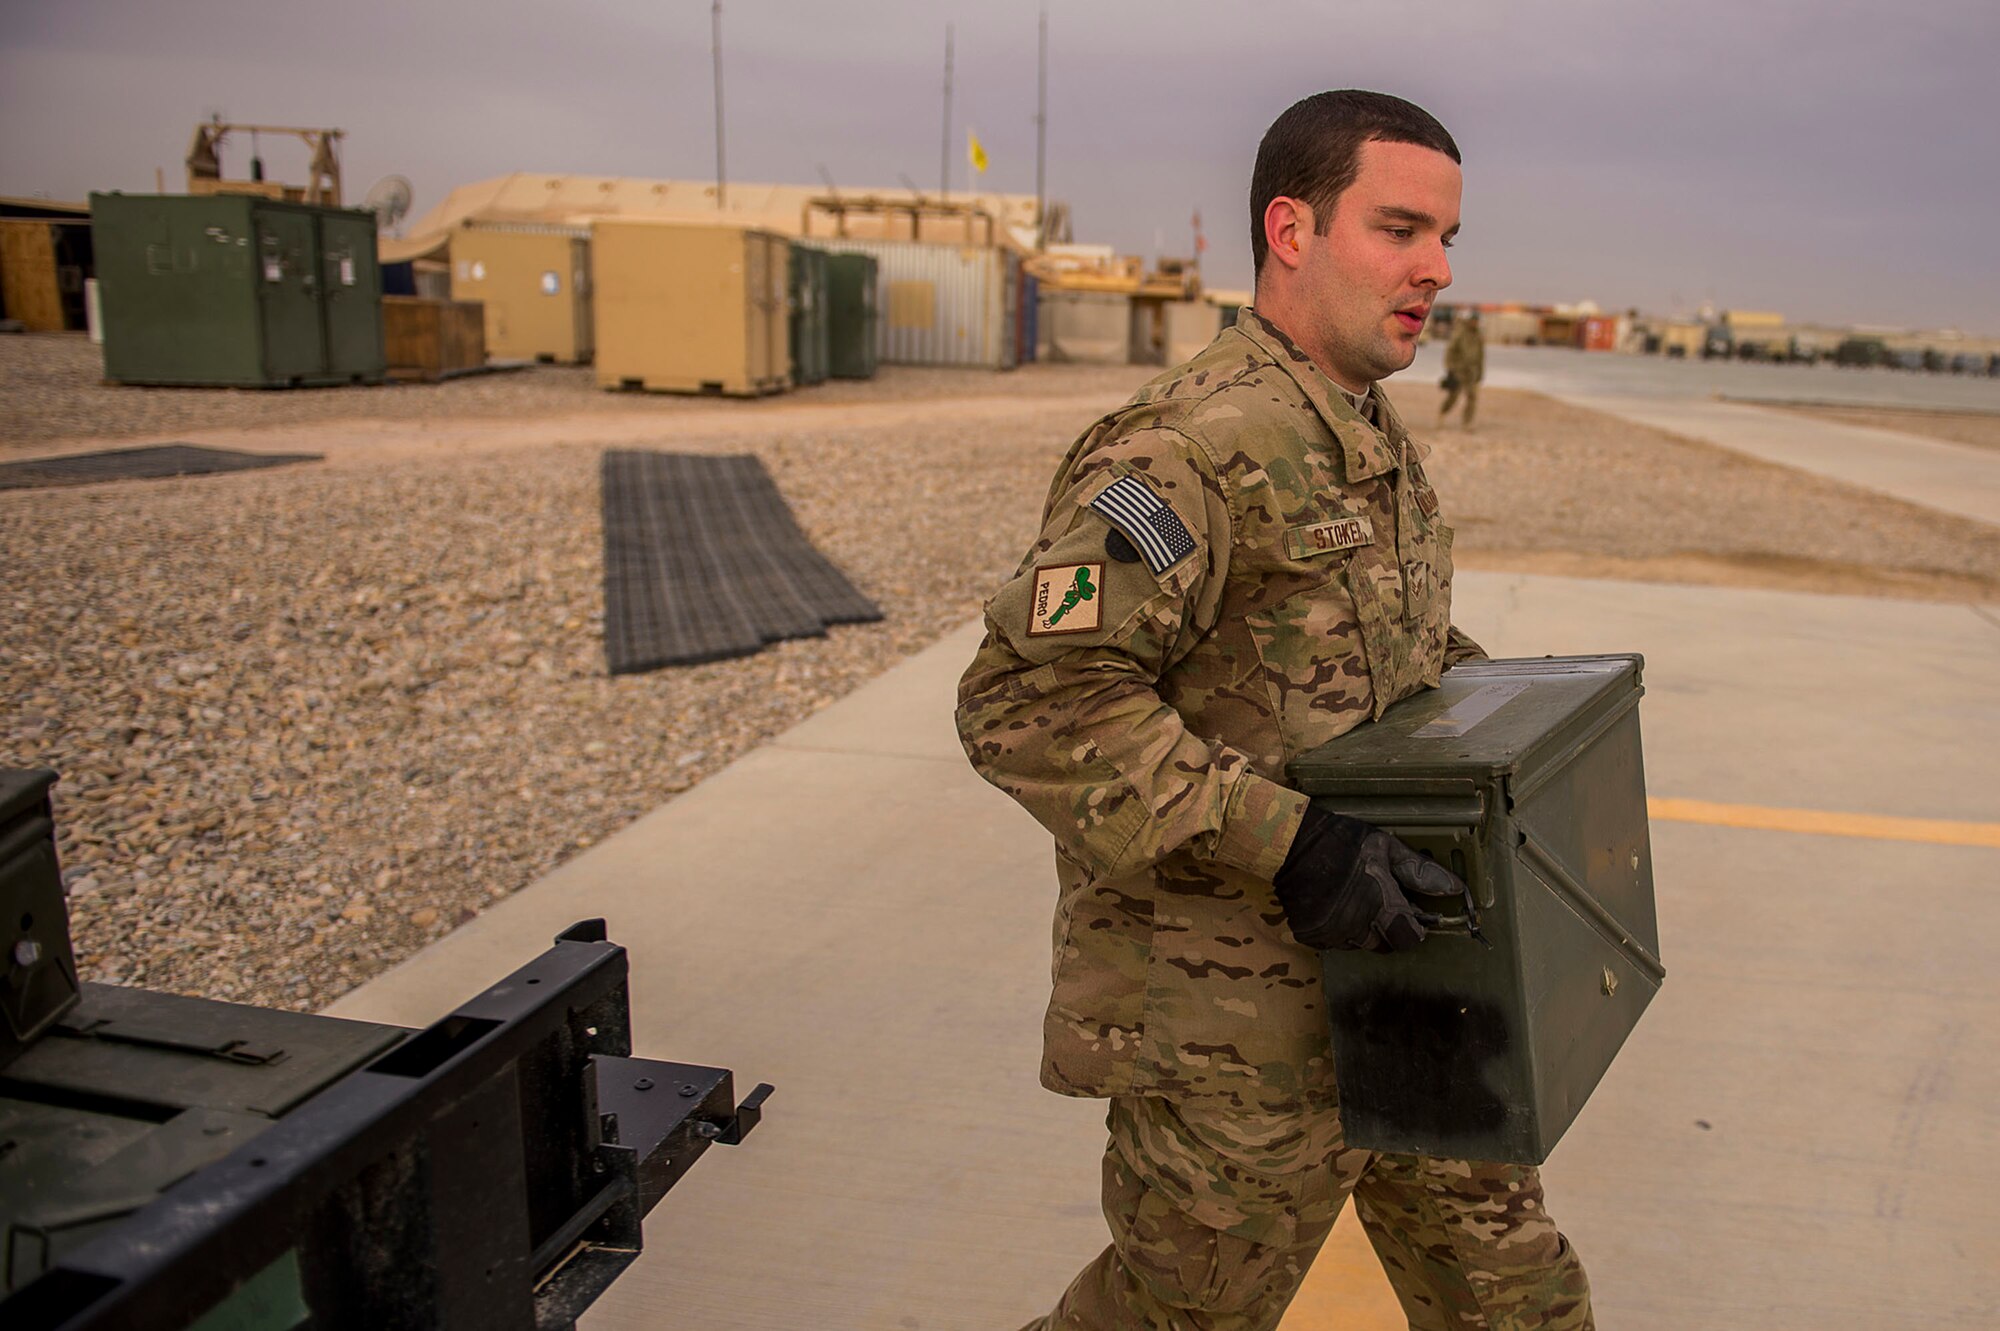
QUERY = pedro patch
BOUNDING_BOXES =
[1028,562,1103,636]
[1283,514,1375,559]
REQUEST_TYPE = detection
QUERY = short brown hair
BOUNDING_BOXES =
[1250,91,1461,273]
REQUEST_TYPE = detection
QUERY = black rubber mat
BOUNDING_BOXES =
[601,451,882,674]
[0,444,322,491]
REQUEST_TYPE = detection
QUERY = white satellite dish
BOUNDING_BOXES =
[363,175,414,233]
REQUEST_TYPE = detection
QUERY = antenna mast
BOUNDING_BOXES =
[940,25,954,199]
[1035,8,1048,249]
[712,1,727,210]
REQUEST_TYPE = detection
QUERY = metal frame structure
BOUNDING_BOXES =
[801,194,999,247]
[1,918,769,1331]
[185,118,344,206]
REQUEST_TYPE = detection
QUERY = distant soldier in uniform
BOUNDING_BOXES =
[1439,310,1485,428]
[956,91,1592,1329]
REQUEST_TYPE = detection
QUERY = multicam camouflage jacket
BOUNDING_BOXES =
[956,309,1485,1113]
[1445,320,1486,383]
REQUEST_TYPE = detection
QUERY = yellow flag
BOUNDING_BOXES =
[968,129,989,175]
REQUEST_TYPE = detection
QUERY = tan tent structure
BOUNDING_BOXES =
[383,173,1044,266]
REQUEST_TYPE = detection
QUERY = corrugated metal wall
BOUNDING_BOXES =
[811,239,1017,369]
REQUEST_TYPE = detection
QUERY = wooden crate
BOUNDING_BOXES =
[1,220,64,331]
[382,296,486,381]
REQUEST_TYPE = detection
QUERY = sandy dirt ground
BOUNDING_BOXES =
[1762,400,2000,453]
[5,333,1995,1008]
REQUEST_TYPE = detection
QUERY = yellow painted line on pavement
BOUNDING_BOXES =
[1649,798,2000,849]
[1281,1208,1404,1329]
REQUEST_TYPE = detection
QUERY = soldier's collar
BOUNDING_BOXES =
[1235,308,1401,481]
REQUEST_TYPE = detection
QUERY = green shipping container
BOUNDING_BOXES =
[1287,655,1663,1165]
[91,192,384,388]
[824,252,879,380]
[789,244,830,387]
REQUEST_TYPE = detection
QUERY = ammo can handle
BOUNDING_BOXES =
[1307,792,1485,829]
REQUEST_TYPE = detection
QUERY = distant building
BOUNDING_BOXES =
[1720,309,1785,332]
[383,173,1050,267]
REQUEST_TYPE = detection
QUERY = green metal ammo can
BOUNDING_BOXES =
[90,192,385,388]
[1286,654,1663,1164]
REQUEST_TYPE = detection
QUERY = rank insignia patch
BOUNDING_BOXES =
[1028,562,1103,636]
[1089,475,1197,574]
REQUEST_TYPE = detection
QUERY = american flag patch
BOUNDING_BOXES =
[1089,475,1197,574]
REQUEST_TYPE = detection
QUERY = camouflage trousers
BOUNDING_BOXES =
[1020,1095,1591,1331]
[1438,379,1479,426]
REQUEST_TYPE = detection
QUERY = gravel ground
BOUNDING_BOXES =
[0,332,1143,449]
[7,398,1106,1009]
[6,336,1995,1011]
[1762,401,2000,453]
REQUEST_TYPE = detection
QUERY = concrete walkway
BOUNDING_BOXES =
[329,573,2000,1330]
[1552,394,2000,528]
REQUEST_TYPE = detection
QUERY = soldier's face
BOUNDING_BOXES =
[1295,140,1461,392]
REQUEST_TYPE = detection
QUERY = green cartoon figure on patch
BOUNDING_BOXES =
[1045,566,1096,627]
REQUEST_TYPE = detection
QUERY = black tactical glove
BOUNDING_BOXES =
[1273,806,1467,953]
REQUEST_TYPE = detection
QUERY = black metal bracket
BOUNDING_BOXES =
[692,1071,776,1143]
[0,919,772,1331]
[712,1082,774,1146]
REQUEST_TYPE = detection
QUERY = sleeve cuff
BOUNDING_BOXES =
[1212,771,1312,881]
[1444,625,1490,667]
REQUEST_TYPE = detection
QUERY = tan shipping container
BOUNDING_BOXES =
[1658,322,1707,358]
[592,221,790,396]
[450,224,593,364]
[811,238,1019,369]
[1128,298,1225,368]
[382,296,487,381]
[1479,308,1540,346]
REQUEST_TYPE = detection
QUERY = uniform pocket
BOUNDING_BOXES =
[1343,559,1417,715]
[1400,499,1441,624]
[1242,565,1376,764]
[1106,1096,1343,1315]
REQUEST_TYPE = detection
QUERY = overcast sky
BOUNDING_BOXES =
[4,0,1994,330]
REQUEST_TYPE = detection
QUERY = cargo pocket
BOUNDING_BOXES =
[1397,460,1453,688]
[1344,560,1423,714]
[1106,1097,1336,1316]
[1242,512,1381,759]
[1243,575,1377,763]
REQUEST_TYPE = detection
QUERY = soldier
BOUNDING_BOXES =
[1439,310,1486,428]
[956,91,1593,1329]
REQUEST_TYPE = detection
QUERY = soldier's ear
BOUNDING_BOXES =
[1264,197,1310,271]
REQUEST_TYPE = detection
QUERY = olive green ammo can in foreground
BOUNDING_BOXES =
[90,192,384,388]
[1288,655,1664,1165]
